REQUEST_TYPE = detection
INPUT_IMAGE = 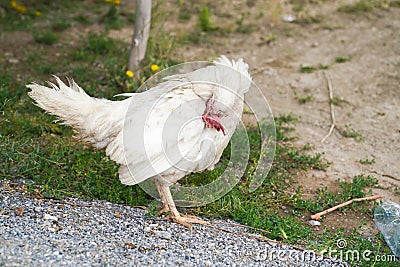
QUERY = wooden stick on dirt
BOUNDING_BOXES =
[321,71,336,143]
[311,195,382,220]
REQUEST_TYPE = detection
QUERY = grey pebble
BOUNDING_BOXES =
[308,220,321,226]
[0,189,348,267]
[43,214,58,221]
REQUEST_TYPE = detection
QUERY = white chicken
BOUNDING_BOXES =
[27,56,252,228]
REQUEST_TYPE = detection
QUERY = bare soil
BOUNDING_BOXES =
[167,1,400,233]
[162,1,400,201]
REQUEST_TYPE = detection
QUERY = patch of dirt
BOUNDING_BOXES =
[170,1,400,235]
[312,211,379,237]
[245,6,400,203]
[174,3,400,202]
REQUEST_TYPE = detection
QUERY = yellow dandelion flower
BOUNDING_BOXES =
[114,0,121,5]
[151,64,159,72]
[35,11,42,17]
[126,70,134,78]
[11,1,17,8]
[18,5,27,14]
[104,0,112,2]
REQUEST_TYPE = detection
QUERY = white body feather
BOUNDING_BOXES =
[27,56,252,187]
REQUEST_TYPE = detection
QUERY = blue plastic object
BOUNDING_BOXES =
[374,202,400,258]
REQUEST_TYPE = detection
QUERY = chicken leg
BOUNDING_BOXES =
[155,180,209,229]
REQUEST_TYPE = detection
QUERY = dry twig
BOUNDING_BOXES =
[311,195,382,220]
[321,71,336,143]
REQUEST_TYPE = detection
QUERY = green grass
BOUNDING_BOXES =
[340,124,364,142]
[198,6,218,32]
[299,65,315,73]
[294,90,314,104]
[335,56,351,63]
[295,175,378,213]
[32,31,59,45]
[294,92,314,104]
[0,2,398,266]
[318,64,329,70]
[338,0,375,13]
[101,5,133,30]
[260,34,277,44]
[236,13,257,34]
[73,14,92,25]
[0,0,84,31]
[359,158,375,165]
[85,33,116,55]
[52,20,71,32]
[338,0,400,13]
[179,30,208,45]
[299,58,351,74]
[330,97,347,106]
[177,0,193,21]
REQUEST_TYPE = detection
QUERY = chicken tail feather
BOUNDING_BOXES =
[27,76,125,149]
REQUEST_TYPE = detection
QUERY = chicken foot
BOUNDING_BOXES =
[155,181,209,229]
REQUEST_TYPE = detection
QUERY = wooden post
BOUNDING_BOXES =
[127,0,152,78]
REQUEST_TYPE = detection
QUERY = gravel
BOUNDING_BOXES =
[0,185,348,267]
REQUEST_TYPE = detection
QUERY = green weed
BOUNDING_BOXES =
[299,65,315,73]
[177,1,192,21]
[340,124,364,142]
[260,34,277,45]
[318,64,329,70]
[85,33,115,55]
[359,158,375,164]
[338,0,375,13]
[198,6,217,32]
[294,175,378,213]
[236,13,257,34]
[335,56,351,63]
[101,5,127,29]
[179,30,208,45]
[294,92,314,104]
[338,0,400,14]
[330,97,346,106]
[73,14,92,25]
[52,20,71,31]
[32,31,59,45]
